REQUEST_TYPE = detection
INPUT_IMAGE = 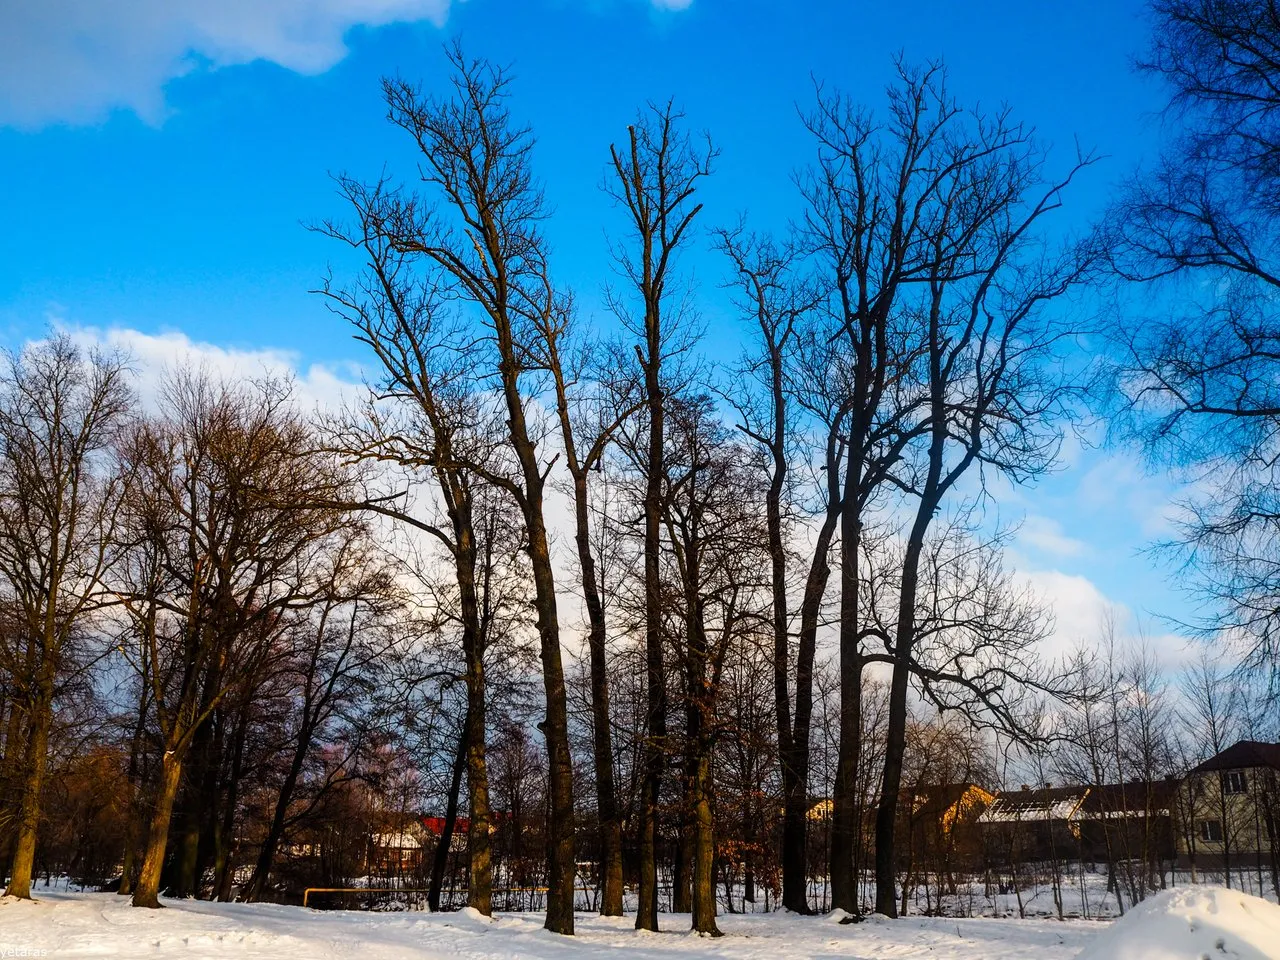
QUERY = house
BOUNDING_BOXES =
[420,815,470,853]
[898,783,994,874]
[1176,740,1280,879]
[1076,779,1179,866]
[804,784,991,832]
[368,828,426,872]
[978,784,1089,863]
[979,779,1182,868]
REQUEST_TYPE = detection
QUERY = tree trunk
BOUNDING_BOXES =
[674,793,693,913]
[521,503,575,934]
[214,706,249,902]
[573,469,624,917]
[429,721,468,912]
[690,747,720,935]
[783,500,839,913]
[687,597,720,937]
[463,649,492,916]
[133,748,185,909]
[243,717,314,902]
[5,670,52,900]
[830,436,865,913]
[874,524,929,917]
[117,681,151,897]
[637,341,667,933]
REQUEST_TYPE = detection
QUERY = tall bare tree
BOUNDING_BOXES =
[865,70,1094,914]
[316,172,506,916]
[606,100,714,932]
[375,48,578,932]
[716,226,832,913]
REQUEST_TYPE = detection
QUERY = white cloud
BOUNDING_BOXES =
[1017,514,1087,558]
[1020,566,1198,672]
[0,0,696,129]
[59,325,362,413]
[0,0,452,128]
[1023,568,1123,659]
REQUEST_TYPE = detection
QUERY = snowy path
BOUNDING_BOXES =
[0,891,1104,959]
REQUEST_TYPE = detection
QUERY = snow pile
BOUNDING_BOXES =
[1074,886,1280,960]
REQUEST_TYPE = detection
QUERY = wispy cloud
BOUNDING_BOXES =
[0,0,695,129]
[0,0,452,128]
[1018,514,1087,558]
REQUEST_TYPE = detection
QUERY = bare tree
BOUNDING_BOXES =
[316,170,509,916]
[0,336,131,899]
[371,48,578,932]
[117,372,356,909]
[716,226,830,913]
[661,393,770,935]
[605,100,714,932]
[1107,0,1280,698]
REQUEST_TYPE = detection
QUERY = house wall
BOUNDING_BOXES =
[1176,766,1280,873]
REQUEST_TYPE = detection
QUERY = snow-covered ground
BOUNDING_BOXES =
[0,890,1102,960]
[7,886,1280,959]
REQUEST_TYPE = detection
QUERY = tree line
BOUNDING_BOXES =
[2,0,1279,935]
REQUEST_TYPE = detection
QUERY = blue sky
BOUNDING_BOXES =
[0,0,1195,659]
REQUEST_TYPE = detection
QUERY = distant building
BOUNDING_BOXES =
[1177,740,1280,885]
[979,784,1089,863]
[1076,779,1179,866]
[899,783,994,876]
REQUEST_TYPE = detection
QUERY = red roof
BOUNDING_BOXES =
[420,815,469,837]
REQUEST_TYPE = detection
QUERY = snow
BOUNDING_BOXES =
[0,889,1107,960]
[1074,886,1280,960]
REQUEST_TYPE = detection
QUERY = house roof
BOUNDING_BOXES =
[1189,740,1280,775]
[978,785,1088,824]
[1078,780,1177,818]
[899,783,991,817]
[421,815,470,837]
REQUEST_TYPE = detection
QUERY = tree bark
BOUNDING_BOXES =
[133,748,185,909]
[460,533,493,917]
[5,667,52,900]
[429,719,468,912]
[874,509,931,917]
[575,469,624,917]
[830,434,865,914]
[782,497,839,913]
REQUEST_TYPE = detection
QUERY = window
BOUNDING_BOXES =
[1222,770,1248,795]
[1200,819,1223,844]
